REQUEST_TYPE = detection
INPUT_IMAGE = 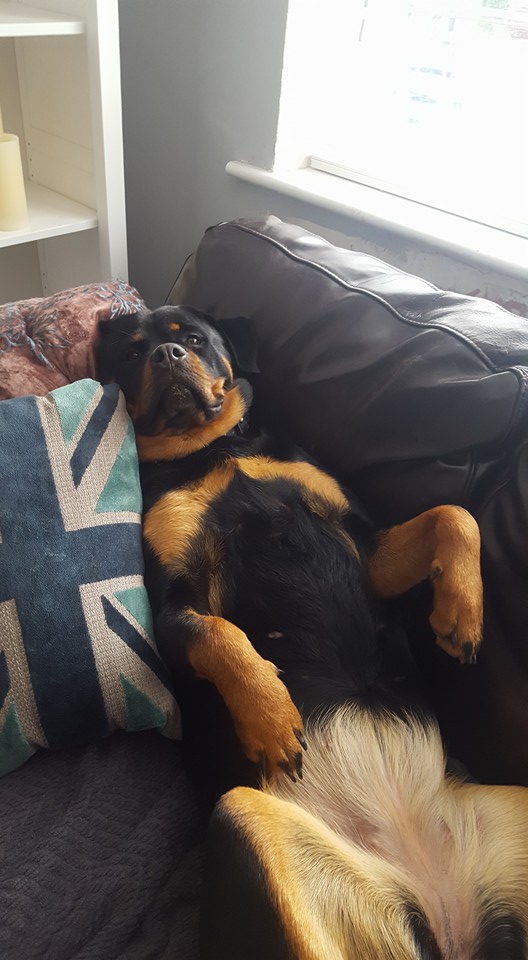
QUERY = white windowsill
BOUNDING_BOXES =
[226,160,528,284]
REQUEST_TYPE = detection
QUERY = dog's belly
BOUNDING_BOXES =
[144,455,366,633]
[218,488,381,693]
[144,457,385,702]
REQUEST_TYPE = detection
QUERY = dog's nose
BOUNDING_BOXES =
[151,343,187,366]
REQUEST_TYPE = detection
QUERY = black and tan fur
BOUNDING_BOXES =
[97,305,528,960]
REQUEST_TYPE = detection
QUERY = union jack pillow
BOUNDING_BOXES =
[0,378,180,776]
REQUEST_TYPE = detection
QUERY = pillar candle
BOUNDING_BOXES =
[0,133,29,231]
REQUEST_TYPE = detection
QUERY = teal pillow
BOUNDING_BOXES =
[0,379,180,776]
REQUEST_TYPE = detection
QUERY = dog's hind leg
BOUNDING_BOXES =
[201,785,430,960]
[366,505,483,664]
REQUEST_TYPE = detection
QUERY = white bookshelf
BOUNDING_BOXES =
[0,0,127,300]
[0,1,85,36]
[0,180,96,246]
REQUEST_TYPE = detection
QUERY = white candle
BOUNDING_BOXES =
[0,133,28,231]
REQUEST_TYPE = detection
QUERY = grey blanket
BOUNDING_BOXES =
[0,732,205,959]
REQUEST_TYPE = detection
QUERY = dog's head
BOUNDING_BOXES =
[97,305,258,460]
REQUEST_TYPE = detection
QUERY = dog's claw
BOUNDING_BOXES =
[462,642,477,665]
[257,750,270,781]
[278,747,305,784]
[435,631,481,665]
[279,760,298,784]
[294,752,303,780]
[295,729,308,751]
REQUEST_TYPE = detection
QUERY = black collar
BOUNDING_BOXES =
[230,414,250,437]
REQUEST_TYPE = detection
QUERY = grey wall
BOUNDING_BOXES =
[118,0,528,313]
[119,0,288,306]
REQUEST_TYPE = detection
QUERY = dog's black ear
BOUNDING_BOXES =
[98,316,113,338]
[214,316,259,375]
[98,311,144,339]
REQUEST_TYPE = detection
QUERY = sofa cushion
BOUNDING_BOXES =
[0,732,204,960]
[0,280,145,401]
[169,216,528,526]
[0,378,180,776]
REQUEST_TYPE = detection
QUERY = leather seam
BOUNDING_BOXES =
[228,221,521,380]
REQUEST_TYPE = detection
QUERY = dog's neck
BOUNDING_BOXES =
[136,380,251,462]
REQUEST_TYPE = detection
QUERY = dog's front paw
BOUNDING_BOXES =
[232,660,306,782]
[428,510,483,664]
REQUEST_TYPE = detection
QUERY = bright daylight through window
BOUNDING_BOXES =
[276,0,528,238]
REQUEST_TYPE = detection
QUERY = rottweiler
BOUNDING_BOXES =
[97,305,528,960]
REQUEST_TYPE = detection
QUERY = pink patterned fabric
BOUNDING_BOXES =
[0,281,146,400]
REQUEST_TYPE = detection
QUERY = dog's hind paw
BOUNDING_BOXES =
[432,623,482,664]
[428,508,483,665]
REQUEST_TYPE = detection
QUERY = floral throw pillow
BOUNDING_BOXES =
[0,280,145,400]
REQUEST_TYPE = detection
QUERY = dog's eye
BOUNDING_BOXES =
[185,334,203,347]
[125,348,141,361]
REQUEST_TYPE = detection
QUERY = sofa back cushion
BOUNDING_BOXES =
[169,216,528,526]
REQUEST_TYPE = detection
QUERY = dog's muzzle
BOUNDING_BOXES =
[146,342,224,429]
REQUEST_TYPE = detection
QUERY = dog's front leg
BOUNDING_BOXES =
[158,604,305,781]
[366,505,483,664]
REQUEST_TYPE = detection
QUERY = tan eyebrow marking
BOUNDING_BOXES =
[169,322,180,332]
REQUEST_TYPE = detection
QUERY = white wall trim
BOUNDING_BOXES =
[226,160,528,284]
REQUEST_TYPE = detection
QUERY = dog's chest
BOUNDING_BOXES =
[143,454,351,577]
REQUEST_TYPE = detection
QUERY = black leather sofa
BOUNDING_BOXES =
[169,214,528,790]
[2,214,527,960]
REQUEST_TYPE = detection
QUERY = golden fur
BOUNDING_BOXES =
[221,706,528,959]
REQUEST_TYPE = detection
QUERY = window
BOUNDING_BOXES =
[275,0,528,238]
